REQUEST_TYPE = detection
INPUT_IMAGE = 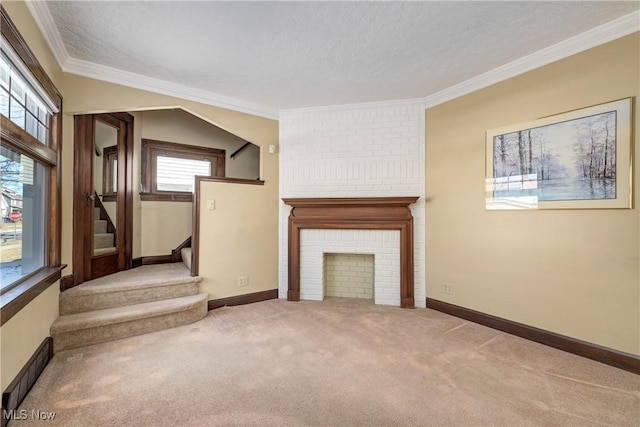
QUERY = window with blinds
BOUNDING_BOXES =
[140,139,225,201]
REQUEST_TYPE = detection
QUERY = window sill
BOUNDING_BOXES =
[140,192,193,202]
[0,265,65,326]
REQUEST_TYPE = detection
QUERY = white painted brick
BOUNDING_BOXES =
[280,100,426,308]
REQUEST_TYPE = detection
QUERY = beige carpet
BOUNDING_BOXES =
[12,298,640,426]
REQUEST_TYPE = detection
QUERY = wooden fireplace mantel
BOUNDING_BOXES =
[282,197,419,308]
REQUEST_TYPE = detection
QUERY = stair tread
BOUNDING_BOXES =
[63,263,201,296]
[94,247,116,255]
[52,293,208,334]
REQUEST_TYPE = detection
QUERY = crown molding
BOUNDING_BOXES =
[24,0,278,119]
[24,0,638,118]
[63,58,279,119]
[423,11,640,109]
[280,97,427,116]
[24,0,68,68]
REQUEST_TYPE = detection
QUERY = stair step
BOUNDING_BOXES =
[94,233,114,249]
[94,247,116,256]
[94,207,101,220]
[181,247,192,270]
[60,263,201,315]
[94,219,107,234]
[51,293,209,352]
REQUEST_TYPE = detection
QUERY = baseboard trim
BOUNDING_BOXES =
[131,257,143,268]
[139,255,173,265]
[59,274,74,291]
[208,289,278,311]
[426,298,639,375]
[1,337,54,427]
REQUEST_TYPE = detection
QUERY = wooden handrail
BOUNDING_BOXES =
[171,236,191,263]
[230,142,251,159]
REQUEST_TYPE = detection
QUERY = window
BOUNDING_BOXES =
[141,139,225,201]
[0,146,47,286]
[1,5,63,325]
[1,54,52,145]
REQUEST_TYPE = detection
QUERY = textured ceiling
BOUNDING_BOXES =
[44,1,639,111]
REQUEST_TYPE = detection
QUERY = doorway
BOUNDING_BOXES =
[72,113,133,285]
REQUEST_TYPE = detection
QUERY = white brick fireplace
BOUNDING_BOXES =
[301,230,401,306]
[279,100,426,308]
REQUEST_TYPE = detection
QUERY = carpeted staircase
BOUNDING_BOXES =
[94,207,116,256]
[51,262,207,352]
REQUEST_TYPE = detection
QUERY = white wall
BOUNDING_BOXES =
[279,101,426,307]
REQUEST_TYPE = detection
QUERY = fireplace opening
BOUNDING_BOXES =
[324,253,374,300]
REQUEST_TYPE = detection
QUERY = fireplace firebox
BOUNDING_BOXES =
[282,197,419,308]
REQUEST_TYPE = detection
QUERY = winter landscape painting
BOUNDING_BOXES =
[486,98,632,210]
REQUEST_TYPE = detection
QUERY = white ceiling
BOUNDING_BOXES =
[28,1,640,117]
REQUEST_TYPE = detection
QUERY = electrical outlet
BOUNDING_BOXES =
[444,283,453,295]
[237,276,249,287]
[207,200,215,210]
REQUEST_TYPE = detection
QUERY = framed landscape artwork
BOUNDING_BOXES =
[485,98,632,210]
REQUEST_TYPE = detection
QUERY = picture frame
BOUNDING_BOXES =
[485,97,633,210]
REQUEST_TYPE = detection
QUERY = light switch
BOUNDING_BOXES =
[207,200,215,210]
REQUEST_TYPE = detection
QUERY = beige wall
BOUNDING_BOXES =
[1,285,59,390]
[425,33,640,354]
[141,108,260,180]
[60,72,279,268]
[198,180,278,298]
[2,0,278,389]
[1,1,63,391]
[137,109,260,256]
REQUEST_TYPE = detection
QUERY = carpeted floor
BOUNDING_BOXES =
[12,298,640,426]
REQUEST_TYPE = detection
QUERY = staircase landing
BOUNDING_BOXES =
[52,263,207,351]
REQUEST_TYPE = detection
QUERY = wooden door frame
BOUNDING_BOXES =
[72,112,134,287]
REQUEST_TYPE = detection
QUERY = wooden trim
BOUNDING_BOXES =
[171,236,192,262]
[72,114,91,285]
[140,192,193,202]
[49,108,63,268]
[131,237,192,266]
[197,177,265,186]
[192,177,202,276]
[73,113,134,286]
[0,6,62,109]
[283,197,419,308]
[0,266,64,326]
[1,337,53,427]
[426,298,640,375]
[122,115,134,271]
[59,274,74,291]
[208,289,278,310]
[141,138,226,199]
[142,138,226,157]
[0,5,63,321]
[282,197,421,208]
[0,116,57,166]
[140,255,173,265]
